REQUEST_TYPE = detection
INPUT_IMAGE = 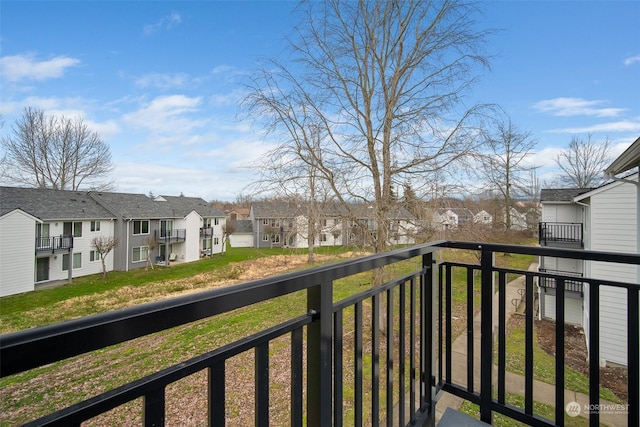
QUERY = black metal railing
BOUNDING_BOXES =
[436,242,638,427]
[538,268,584,294]
[539,222,583,246]
[1,242,638,427]
[199,227,213,237]
[154,228,186,243]
[35,236,73,254]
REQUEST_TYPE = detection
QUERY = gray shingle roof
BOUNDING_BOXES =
[88,192,226,219]
[231,220,253,233]
[540,188,592,202]
[0,186,116,220]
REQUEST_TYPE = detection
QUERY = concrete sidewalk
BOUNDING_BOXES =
[434,263,627,427]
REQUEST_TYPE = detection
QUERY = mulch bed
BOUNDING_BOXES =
[535,318,629,402]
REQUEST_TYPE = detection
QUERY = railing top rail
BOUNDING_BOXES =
[0,241,443,377]
[438,241,640,265]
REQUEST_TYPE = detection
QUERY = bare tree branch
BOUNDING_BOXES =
[1,107,114,191]
[243,0,494,259]
[554,134,612,188]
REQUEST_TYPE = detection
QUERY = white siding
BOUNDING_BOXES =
[0,210,37,296]
[541,203,582,223]
[588,179,637,366]
[46,220,115,282]
[229,233,253,248]
[211,217,225,254]
[542,294,583,325]
[182,212,201,262]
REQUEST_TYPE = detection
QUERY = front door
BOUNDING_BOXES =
[36,258,49,282]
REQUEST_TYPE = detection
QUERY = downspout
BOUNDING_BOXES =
[126,220,130,272]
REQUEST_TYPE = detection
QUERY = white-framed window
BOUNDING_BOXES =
[203,238,212,250]
[36,223,50,238]
[64,221,82,237]
[62,253,82,271]
[321,234,327,242]
[91,221,101,232]
[214,237,220,245]
[214,218,220,225]
[133,220,149,235]
[90,250,99,262]
[132,246,149,263]
[263,234,270,242]
[203,218,212,228]
[272,234,280,243]
[263,219,269,225]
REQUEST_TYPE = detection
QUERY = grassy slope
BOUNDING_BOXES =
[0,243,618,426]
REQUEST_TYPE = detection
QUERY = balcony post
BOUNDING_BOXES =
[422,252,436,426]
[307,281,333,427]
[479,247,494,423]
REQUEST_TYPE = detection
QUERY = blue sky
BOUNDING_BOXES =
[1,1,639,201]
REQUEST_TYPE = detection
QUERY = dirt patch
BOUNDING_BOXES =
[535,318,629,402]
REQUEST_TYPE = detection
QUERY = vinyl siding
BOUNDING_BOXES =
[588,180,637,366]
[0,211,37,296]
[543,294,583,325]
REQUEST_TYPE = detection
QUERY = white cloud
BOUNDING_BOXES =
[546,118,640,134]
[134,72,200,89]
[0,53,80,82]
[143,12,182,35]
[623,55,640,66]
[123,95,204,134]
[533,97,625,118]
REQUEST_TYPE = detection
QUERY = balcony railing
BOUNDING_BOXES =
[1,242,638,426]
[154,229,186,243]
[200,227,213,237]
[538,268,584,294]
[35,235,73,254]
[539,222,583,246]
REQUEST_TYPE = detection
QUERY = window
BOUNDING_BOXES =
[91,221,101,232]
[90,250,99,262]
[203,238,212,250]
[133,246,149,263]
[133,220,149,235]
[63,221,82,237]
[271,234,280,243]
[214,218,220,225]
[36,223,50,238]
[262,234,270,242]
[322,219,327,227]
[62,253,82,271]
[263,219,269,225]
[321,234,327,242]
[203,218,212,228]
[160,220,173,238]
[214,237,220,245]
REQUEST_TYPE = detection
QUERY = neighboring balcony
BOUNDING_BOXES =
[35,235,73,255]
[2,242,638,426]
[538,222,583,247]
[154,229,186,243]
[199,227,213,237]
[539,268,584,294]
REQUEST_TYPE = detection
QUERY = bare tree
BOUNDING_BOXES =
[221,219,237,255]
[1,107,114,190]
[476,118,536,230]
[555,134,613,188]
[244,0,492,262]
[91,236,119,278]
